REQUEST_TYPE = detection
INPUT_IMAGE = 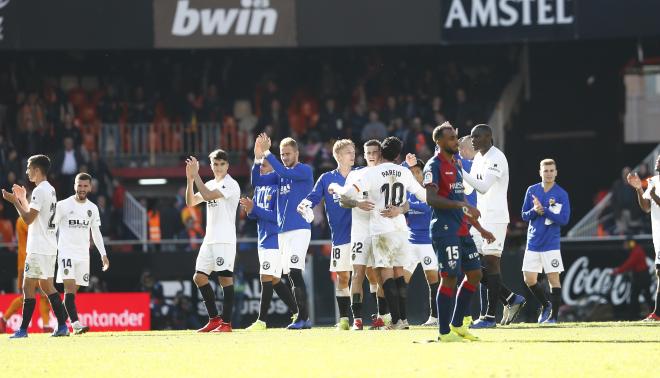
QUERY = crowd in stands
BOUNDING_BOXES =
[598,164,653,236]
[0,48,513,247]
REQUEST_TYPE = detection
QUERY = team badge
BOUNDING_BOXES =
[423,171,433,186]
[551,259,560,268]
[64,268,69,275]
[25,263,29,272]
[290,255,299,264]
[549,198,556,206]
[87,210,93,217]
[352,254,356,261]
[333,260,337,267]
[262,262,271,270]
[83,274,89,282]
[216,257,225,266]
[448,260,457,269]
[423,257,432,265]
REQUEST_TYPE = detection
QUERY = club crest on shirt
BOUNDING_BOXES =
[549,198,556,206]
[87,210,93,217]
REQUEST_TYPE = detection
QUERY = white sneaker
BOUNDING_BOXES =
[401,319,410,329]
[72,321,90,335]
[422,316,438,326]
[386,320,407,330]
[382,313,392,326]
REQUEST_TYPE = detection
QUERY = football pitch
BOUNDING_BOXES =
[4,322,659,377]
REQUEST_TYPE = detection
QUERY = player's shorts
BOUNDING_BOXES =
[258,248,283,278]
[350,235,374,267]
[404,243,439,273]
[433,235,481,277]
[279,229,311,274]
[24,253,56,280]
[56,257,91,286]
[371,232,409,268]
[470,222,508,257]
[195,243,236,275]
[330,243,352,272]
[522,250,564,273]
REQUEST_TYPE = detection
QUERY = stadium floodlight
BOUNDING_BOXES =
[138,178,168,185]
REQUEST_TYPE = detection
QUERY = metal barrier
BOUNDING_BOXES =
[123,191,147,251]
[98,122,248,166]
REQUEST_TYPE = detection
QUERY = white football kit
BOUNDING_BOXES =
[24,181,58,280]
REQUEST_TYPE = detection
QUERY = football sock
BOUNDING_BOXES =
[221,285,234,324]
[47,293,68,328]
[500,285,514,305]
[64,293,79,323]
[336,287,351,319]
[451,280,476,327]
[377,296,388,316]
[198,283,219,319]
[485,273,502,319]
[290,269,309,320]
[429,282,439,318]
[351,293,363,320]
[382,278,400,324]
[479,283,488,317]
[395,276,408,321]
[550,287,561,321]
[437,285,453,335]
[20,298,36,330]
[258,281,273,322]
[527,283,548,307]
[274,281,298,314]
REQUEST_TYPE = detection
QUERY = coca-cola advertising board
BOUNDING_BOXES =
[0,293,150,333]
[561,240,657,309]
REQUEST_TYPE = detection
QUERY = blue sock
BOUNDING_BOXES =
[437,285,454,335]
[451,280,477,327]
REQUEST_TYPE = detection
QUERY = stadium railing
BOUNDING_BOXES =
[566,143,660,240]
[123,191,147,251]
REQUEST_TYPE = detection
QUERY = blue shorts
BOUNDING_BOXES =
[432,235,481,277]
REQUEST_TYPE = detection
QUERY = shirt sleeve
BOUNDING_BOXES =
[92,204,102,228]
[422,159,440,189]
[251,163,278,186]
[643,177,655,199]
[52,201,64,226]
[29,187,44,212]
[306,174,326,207]
[543,189,571,226]
[521,187,538,221]
[406,170,426,202]
[265,152,312,181]
[218,180,241,200]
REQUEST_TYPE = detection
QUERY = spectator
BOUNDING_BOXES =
[612,239,654,319]
[96,194,112,237]
[611,167,643,234]
[256,98,289,144]
[159,199,183,252]
[317,98,345,141]
[361,110,387,143]
[88,151,113,197]
[51,136,85,197]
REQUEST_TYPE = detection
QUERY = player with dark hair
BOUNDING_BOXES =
[461,124,526,328]
[53,172,110,334]
[186,149,241,333]
[253,134,315,329]
[627,155,660,321]
[330,137,426,330]
[2,154,70,338]
[424,123,495,342]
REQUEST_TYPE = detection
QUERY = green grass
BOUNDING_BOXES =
[4,322,660,377]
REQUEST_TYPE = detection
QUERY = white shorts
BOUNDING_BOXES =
[371,232,409,268]
[195,243,236,275]
[522,250,564,273]
[56,257,90,286]
[653,235,660,265]
[258,248,282,278]
[24,253,56,280]
[279,229,311,274]
[330,243,352,272]
[471,222,508,257]
[351,235,374,267]
[404,243,438,273]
